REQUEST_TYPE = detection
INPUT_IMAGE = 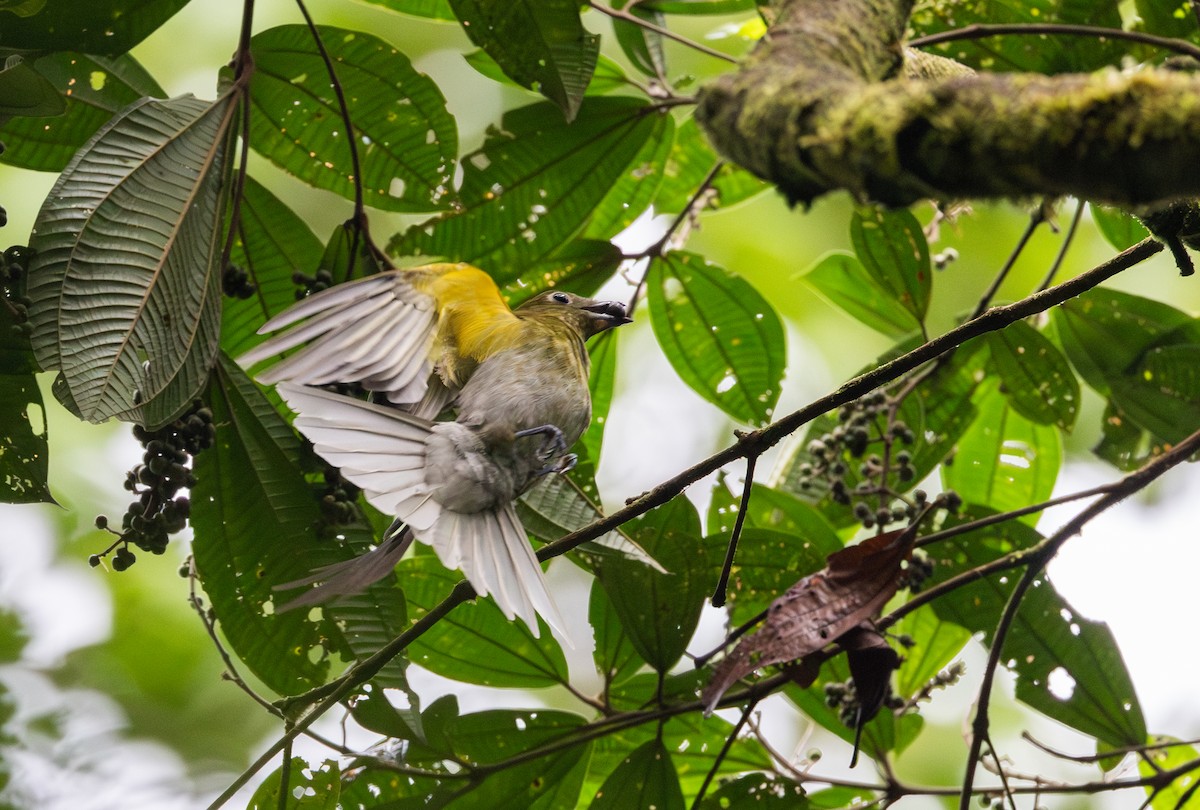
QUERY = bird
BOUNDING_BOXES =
[237,262,631,636]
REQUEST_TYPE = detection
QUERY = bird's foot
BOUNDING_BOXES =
[535,453,577,477]
[514,424,568,461]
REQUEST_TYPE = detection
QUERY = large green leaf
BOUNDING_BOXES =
[1089,204,1150,252]
[850,206,931,326]
[498,239,623,304]
[591,738,684,810]
[642,0,757,12]
[392,97,668,275]
[582,327,618,462]
[359,0,455,20]
[0,286,52,503]
[647,251,786,425]
[249,25,457,213]
[581,110,673,240]
[927,514,1147,747]
[804,251,922,338]
[1139,739,1200,809]
[596,496,709,673]
[464,49,634,97]
[223,176,324,358]
[942,380,1062,524]
[892,606,971,701]
[985,319,1079,430]
[697,774,813,809]
[192,355,409,696]
[26,94,234,428]
[0,55,65,120]
[0,52,165,172]
[248,758,340,810]
[589,577,646,687]
[0,0,189,53]
[399,554,570,688]
[449,0,598,122]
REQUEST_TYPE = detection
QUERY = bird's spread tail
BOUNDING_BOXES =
[423,503,567,639]
[273,383,566,638]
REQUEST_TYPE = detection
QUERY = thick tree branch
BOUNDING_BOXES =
[696,0,1200,208]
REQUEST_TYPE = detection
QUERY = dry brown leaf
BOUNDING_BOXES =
[703,528,912,712]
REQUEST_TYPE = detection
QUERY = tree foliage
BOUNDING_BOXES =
[2,0,1200,808]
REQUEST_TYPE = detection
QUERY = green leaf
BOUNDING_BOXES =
[26,94,234,428]
[359,0,455,20]
[0,55,65,120]
[589,577,646,687]
[581,110,673,240]
[892,607,971,701]
[499,239,624,304]
[647,251,785,425]
[1139,739,1200,809]
[0,0,189,53]
[0,289,52,504]
[583,328,618,462]
[1054,288,1192,397]
[248,758,340,809]
[1134,0,1199,38]
[193,356,361,695]
[449,0,598,122]
[464,49,633,96]
[612,4,667,78]
[591,738,684,810]
[984,319,1079,430]
[249,25,457,213]
[596,496,709,672]
[942,380,1062,524]
[804,251,922,338]
[697,774,812,809]
[850,206,931,326]
[399,555,570,688]
[223,176,323,358]
[0,53,164,172]
[928,513,1147,747]
[652,116,766,214]
[1054,289,1200,454]
[1090,204,1150,252]
[392,97,668,275]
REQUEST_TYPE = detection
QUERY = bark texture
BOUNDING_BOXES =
[696,0,1200,209]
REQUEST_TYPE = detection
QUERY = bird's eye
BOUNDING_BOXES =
[551,292,570,304]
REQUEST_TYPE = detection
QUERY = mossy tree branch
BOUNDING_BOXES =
[696,0,1200,209]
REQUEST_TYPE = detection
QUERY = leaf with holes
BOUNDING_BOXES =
[393,97,668,274]
[647,251,785,425]
[985,319,1079,430]
[850,207,931,326]
[591,738,684,810]
[0,297,52,504]
[249,25,457,213]
[0,52,165,172]
[0,0,189,53]
[450,0,598,122]
[26,94,234,428]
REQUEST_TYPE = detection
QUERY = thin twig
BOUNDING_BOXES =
[1036,198,1084,292]
[691,698,760,809]
[908,23,1200,61]
[968,201,1047,320]
[958,425,1200,809]
[1022,732,1200,765]
[712,453,757,607]
[587,1,739,64]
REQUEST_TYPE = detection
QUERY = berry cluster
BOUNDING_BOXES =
[2,246,34,334]
[91,401,215,570]
[795,391,923,527]
[222,261,256,299]
[317,463,360,530]
[823,677,904,728]
[292,268,334,298]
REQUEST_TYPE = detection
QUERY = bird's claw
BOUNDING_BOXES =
[515,424,568,461]
[535,453,577,477]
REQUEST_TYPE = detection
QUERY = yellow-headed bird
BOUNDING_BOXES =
[237,263,630,636]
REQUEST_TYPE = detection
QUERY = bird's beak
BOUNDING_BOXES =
[581,301,633,331]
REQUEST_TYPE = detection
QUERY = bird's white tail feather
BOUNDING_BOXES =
[424,504,566,639]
